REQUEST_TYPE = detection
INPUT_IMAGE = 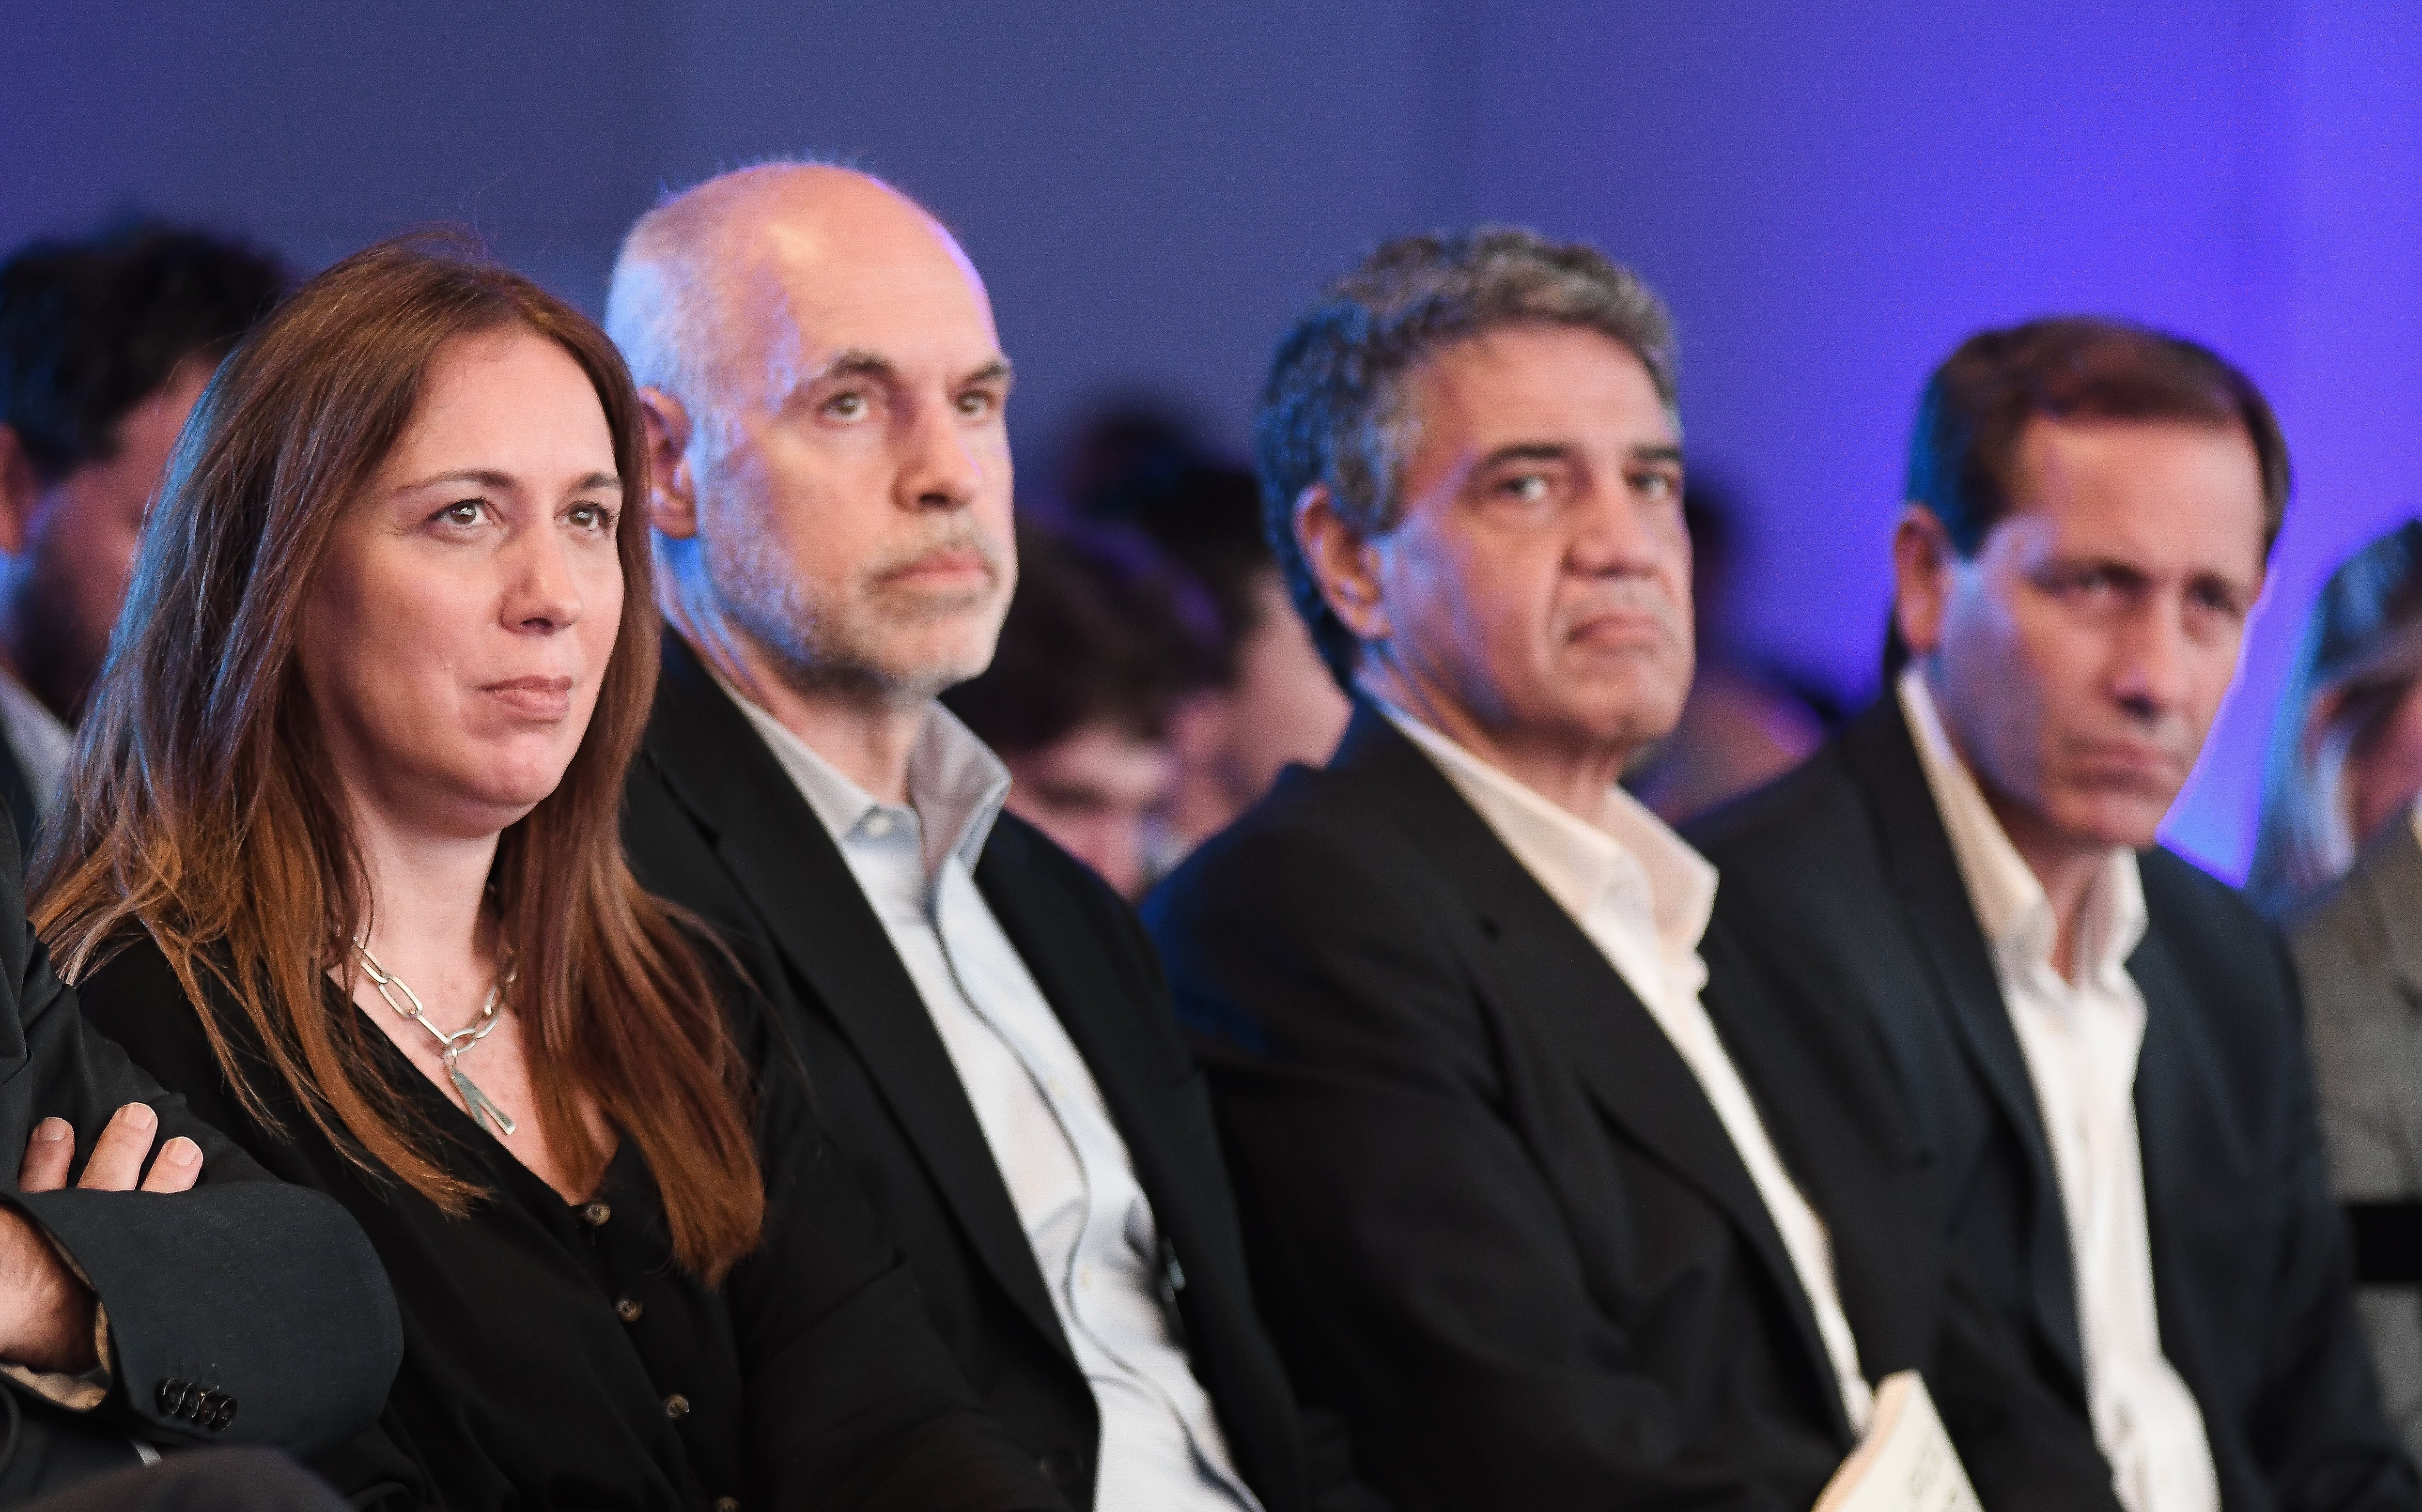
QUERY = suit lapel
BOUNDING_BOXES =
[2123,919,2216,1397]
[1333,707,1849,1437]
[642,635,1071,1361]
[1840,699,2086,1390]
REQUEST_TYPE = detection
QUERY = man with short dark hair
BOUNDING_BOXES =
[1691,318,2415,1512]
[1146,231,2120,1511]
[1071,456,1349,876]
[0,221,284,834]
[942,519,1213,898]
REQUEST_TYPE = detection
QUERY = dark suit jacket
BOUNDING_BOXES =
[621,632,1382,1512]
[1690,694,2419,1512]
[1141,704,2120,1512]
[0,819,401,1505]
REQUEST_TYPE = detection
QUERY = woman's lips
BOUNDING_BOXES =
[482,676,574,720]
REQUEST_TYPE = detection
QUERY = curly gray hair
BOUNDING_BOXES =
[1254,227,1678,686]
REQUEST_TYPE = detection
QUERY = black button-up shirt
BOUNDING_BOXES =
[76,934,1063,1512]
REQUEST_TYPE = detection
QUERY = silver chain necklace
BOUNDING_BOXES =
[352,941,518,1137]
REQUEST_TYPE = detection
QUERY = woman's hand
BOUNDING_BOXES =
[0,1104,205,1373]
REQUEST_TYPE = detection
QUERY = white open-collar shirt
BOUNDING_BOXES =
[724,677,1258,1512]
[1899,668,2219,1512]
[1380,700,1878,1437]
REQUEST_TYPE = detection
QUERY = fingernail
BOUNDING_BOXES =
[160,1138,199,1166]
[124,1104,157,1131]
[31,1119,68,1143]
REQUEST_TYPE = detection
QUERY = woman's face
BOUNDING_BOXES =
[299,328,625,842]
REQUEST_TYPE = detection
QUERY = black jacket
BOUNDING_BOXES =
[76,932,1065,1512]
[0,820,399,1505]
[1141,704,2120,1512]
[1689,694,2419,1512]
[621,632,1382,1512]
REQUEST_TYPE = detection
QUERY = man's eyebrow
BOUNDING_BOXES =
[960,357,1014,389]
[810,349,900,385]
[1475,442,1578,469]
[1630,443,1686,466]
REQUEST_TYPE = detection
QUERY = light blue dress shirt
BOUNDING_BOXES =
[725,685,1259,1512]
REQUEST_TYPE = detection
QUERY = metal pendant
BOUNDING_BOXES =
[450,1064,518,1136]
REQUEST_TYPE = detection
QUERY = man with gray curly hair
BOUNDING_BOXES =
[1145,229,2121,1511]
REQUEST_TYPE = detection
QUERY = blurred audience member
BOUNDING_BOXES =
[1625,476,1830,822]
[0,221,284,835]
[2263,522,2422,1467]
[943,518,1216,897]
[2251,521,2422,912]
[1067,424,1349,871]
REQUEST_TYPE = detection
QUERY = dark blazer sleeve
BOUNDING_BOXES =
[2,932,400,1458]
[2239,929,2418,1512]
[1146,817,1797,1512]
[723,1006,1069,1512]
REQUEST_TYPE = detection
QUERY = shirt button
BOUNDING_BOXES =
[614,1297,642,1323]
[664,1393,690,1419]
[582,1202,611,1226]
[863,812,893,837]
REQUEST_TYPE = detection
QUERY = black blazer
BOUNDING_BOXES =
[621,633,1381,1512]
[1689,694,2419,1512]
[1141,704,2120,1512]
[0,820,399,1505]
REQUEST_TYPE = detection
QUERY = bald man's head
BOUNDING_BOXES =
[609,161,1018,713]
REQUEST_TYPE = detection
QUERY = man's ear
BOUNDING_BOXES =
[0,426,42,556]
[636,387,699,540]
[1891,504,1956,659]
[1294,483,1388,643]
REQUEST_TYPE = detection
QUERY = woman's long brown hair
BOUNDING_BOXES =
[33,234,763,1280]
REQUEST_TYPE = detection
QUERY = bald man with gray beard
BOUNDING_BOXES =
[609,162,1387,1512]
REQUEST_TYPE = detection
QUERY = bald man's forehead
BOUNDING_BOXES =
[714,217,1002,407]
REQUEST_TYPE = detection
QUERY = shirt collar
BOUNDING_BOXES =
[1897,667,2146,981]
[1376,698,1717,957]
[711,661,1011,875]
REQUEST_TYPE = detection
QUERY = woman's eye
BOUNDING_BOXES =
[568,503,614,531]
[441,501,483,526]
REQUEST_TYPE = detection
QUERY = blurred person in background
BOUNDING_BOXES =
[1065,425,1349,872]
[1625,475,1833,822]
[942,517,1216,898]
[2256,520,2422,1468]
[0,221,285,837]
[2252,522,2422,911]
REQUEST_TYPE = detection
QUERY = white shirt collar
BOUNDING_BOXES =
[708,661,1011,876]
[1375,697,1717,959]
[1897,667,2146,984]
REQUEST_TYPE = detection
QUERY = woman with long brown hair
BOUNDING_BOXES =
[32,236,1063,1512]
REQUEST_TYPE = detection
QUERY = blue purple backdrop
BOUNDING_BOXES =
[9,0,2417,878]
